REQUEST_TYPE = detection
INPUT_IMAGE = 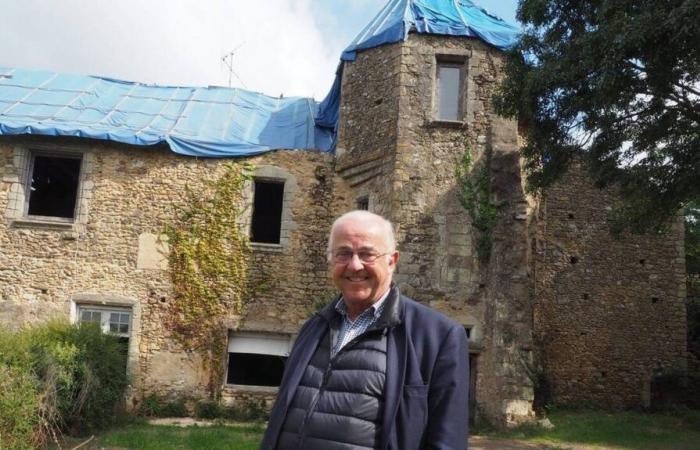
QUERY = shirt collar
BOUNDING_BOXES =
[335,288,391,319]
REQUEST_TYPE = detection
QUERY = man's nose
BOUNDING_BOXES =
[347,253,365,270]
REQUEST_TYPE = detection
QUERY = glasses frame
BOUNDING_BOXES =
[329,249,392,265]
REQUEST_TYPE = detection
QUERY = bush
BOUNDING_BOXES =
[138,393,189,418]
[0,320,129,448]
[194,400,223,420]
[0,365,42,450]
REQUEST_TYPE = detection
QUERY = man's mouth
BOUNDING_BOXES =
[346,276,369,282]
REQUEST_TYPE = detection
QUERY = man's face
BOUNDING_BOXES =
[329,217,399,309]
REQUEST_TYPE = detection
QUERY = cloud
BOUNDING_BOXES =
[0,0,346,99]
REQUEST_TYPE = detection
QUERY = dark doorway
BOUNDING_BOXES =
[469,354,477,425]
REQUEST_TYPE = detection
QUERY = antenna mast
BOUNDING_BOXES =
[222,42,247,88]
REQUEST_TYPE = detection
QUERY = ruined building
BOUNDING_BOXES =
[0,0,687,426]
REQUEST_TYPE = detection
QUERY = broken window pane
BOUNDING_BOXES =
[436,64,462,121]
[27,155,81,219]
[251,180,285,244]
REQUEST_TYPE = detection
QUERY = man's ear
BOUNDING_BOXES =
[389,251,400,269]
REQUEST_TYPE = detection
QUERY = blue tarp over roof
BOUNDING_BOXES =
[0,1,518,157]
[316,0,520,137]
[0,67,333,157]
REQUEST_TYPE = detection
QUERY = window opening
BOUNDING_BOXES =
[251,180,285,244]
[77,305,132,339]
[436,62,463,121]
[227,333,291,386]
[227,353,287,386]
[357,196,369,211]
[77,305,131,369]
[27,154,82,219]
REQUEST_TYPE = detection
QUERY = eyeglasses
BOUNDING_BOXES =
[330,249,390,264]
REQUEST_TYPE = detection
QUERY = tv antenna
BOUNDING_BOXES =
[222,42,247,88]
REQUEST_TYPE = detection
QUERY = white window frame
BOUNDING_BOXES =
[77,304,132,338]
[225,331,293,389]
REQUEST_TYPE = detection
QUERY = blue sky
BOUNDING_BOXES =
[0,0,519,100]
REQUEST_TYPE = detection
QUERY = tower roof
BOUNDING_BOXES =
[342,0,520,61]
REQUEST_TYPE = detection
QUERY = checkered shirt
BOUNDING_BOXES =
[331,292,389,357]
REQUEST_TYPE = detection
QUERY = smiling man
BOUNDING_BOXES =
[261,211,469,450]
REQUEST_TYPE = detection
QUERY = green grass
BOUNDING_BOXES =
[95,423,265,450]
[486,409,700,450]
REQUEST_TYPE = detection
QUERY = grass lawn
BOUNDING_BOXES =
[59,422,265,450]
[484,409,700,450]
[52,410,700,450]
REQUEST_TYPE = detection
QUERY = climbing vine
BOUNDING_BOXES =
[456,144,499,262]
[164,162,252,397]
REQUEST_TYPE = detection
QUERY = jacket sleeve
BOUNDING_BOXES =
[424,324,469,450]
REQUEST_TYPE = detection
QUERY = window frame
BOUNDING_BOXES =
[433,55,468,124]
[24,150,84,223]
[76,304,133,338]
[225,331,293,388]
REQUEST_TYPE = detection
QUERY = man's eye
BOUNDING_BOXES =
[358,252,378,261]
[336,250,354,259]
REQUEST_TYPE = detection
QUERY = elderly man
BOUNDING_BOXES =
[261,211,469,450]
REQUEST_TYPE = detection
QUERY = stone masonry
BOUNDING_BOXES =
[0,136,353,406]
[534,161,688,408]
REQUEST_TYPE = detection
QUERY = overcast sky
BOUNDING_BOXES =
[0,0,518,100]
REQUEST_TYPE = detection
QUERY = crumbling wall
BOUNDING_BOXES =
[534,161,688,408]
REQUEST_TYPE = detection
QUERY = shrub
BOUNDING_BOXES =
[194,400,223,419]
[138,393,189,418]
[0,365,42,450]
[0,320,129,448]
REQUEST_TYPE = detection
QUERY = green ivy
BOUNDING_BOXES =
[456,145,499,262]
[164,162,252,398]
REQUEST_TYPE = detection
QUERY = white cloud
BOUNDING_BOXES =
[0,0,345,99]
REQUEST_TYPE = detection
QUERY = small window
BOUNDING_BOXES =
[27,153,82,219]
[357,196,369,211]
[435,61,464,121]
[227,332,291,387]
[77,305,132,338]
[251,180,285,244]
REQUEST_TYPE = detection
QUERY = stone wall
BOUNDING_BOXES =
[535,162,688,408]
[0,136,352,404]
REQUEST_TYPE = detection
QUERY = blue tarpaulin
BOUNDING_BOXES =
[0,1,518,157]
[317,0,520,139]
[0,68,333,157]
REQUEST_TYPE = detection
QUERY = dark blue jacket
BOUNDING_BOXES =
[261,287,469,450]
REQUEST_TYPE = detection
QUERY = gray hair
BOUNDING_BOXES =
[327,210,396,261]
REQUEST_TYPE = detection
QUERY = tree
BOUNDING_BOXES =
[494,0,700,232]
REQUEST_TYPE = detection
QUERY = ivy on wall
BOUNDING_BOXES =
[164,162,252,397]
[456,145,499,262]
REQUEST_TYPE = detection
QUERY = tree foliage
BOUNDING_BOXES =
[494,0,700,231]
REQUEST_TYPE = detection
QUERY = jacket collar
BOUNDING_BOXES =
[318,284,403,329]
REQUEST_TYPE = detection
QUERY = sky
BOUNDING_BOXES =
[0,0,519,101]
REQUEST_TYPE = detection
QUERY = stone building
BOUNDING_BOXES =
[0,0,688,426]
